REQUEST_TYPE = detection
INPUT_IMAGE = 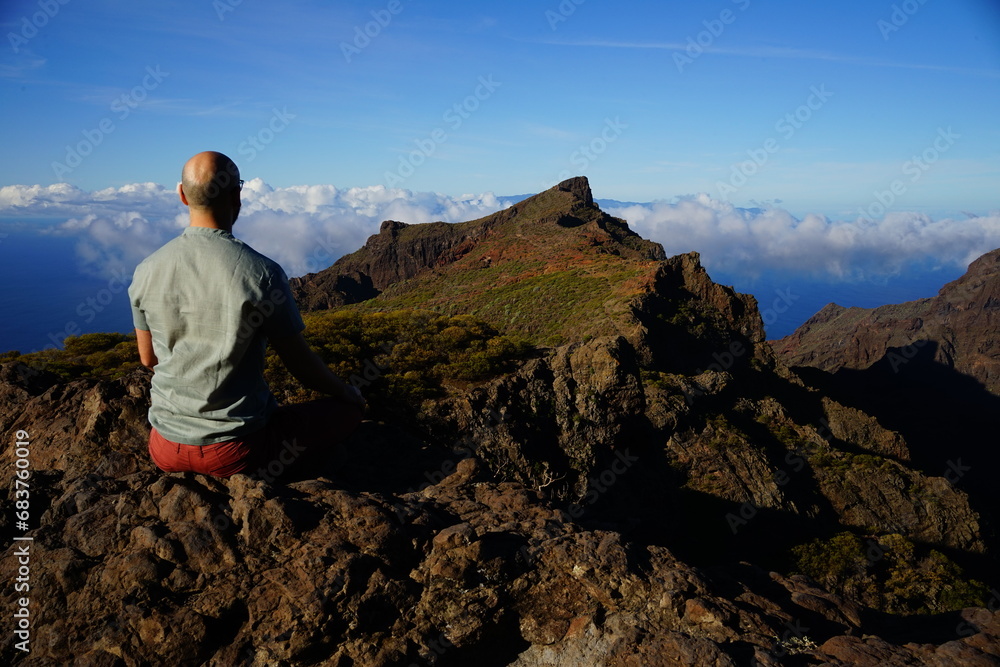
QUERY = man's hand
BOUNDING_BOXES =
[270,331,366,410]
[345,384,366,410]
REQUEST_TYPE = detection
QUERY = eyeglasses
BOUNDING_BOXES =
[238,179,245,191]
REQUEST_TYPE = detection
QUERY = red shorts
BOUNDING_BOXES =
[148,397,364,479]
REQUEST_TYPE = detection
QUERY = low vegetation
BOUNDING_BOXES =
[792,531,987,615]
[365,261,654,348]
[1,311,533,413]
[265,309,533,410]
[0,333,141,380]
[2,313,990,623]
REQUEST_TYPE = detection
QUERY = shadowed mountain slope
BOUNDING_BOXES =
[771,248,1000,589]
[771,247,1000,395]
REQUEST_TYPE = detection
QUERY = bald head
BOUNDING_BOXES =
[180,151,241,210]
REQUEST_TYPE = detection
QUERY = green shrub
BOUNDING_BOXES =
[2,311,533,422]
[4,333,140,380]
[265,309,534,412]
[792,531,987,614]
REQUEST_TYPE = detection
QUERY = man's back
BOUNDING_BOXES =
[133,150,363,479]
[129,226,303,445]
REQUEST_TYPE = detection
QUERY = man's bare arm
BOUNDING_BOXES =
[270,331,365,409]
[135,328,157,369]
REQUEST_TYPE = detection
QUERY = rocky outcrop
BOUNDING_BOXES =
[771,248,1000,396]
[630,251,772,372]
[2,363,999,666]
[289,214,511,311]
[289,177,667,342]
[770,248,1000,574]
[418,334,986,557]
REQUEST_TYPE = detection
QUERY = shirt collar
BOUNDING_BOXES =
[182,226,235,240]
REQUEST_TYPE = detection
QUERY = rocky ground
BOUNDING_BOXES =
[2,356,998,666]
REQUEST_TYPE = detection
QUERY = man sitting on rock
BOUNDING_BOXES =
[128,151,365,479]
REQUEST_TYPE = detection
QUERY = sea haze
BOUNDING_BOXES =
[0,223,960,355]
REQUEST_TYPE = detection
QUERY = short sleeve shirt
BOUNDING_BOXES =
[128,226,304,445]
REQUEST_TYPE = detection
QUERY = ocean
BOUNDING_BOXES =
[709,264,960,339]
[0,225,961,355]
[0,228,136,354]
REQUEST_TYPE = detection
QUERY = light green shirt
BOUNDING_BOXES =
[128,227,304,445]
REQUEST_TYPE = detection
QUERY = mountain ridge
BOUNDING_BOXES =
[292,177,769,360]
[772,247,1000,394]
[1,178,997,665]
[290,177,663,303]
[770,247,1000,585]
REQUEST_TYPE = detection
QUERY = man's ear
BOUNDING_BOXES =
[177,182,189,206]
[227,185,241,225]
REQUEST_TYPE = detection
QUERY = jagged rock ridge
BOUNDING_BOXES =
[770,247,1000,590]
[771,247,1000,395]
[289,177,641,310]
[2,365,998,665]
[292,177,671,347]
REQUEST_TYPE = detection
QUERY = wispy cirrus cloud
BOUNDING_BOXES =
[0,52,46,78]
[526,38,1000,78]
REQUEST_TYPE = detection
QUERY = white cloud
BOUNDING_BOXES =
[2,182,997,283]
[234,179,511,276]
[0,182,92,208]
[0,181,514,279]
[606,196,1000,280]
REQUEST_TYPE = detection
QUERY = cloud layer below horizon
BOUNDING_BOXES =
[1,182,998,283]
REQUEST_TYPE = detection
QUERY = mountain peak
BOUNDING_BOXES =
[289,177,665,328]
[968,246,1000,277]
[288,177,771,355]
[555,175,594,206]
[939,247,1000,301]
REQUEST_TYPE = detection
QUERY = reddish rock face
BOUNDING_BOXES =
[771,248,1000,396]
[1,358,997,666]
[289,176,667,330]
[1,358,998,665]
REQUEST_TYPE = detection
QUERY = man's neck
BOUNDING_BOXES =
[188,210,233,233]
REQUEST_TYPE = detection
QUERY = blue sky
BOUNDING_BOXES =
[2,0,1000,352]
[2,0,998,216]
